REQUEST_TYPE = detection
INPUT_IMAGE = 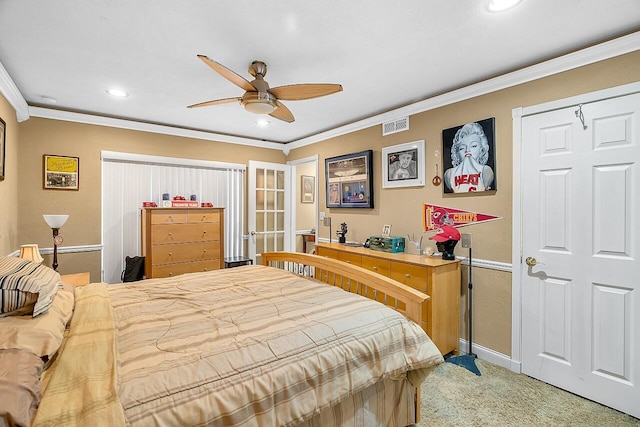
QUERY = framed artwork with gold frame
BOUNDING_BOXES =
[43,154,80,190]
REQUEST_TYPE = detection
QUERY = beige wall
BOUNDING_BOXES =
[0,94,19,255]
[289,50,640,356]
[17,118,286,281]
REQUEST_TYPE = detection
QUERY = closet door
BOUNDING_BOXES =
[521,92,640,418]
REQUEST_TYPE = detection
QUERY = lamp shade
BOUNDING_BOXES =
[19,244,44,263]
[43,214,69,229]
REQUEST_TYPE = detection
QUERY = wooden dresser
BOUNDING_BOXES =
[141,208,225,279]
[316,242,460,355]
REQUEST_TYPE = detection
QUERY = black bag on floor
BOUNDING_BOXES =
[121,256,145,282]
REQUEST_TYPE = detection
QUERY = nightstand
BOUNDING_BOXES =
[60,272,91,287]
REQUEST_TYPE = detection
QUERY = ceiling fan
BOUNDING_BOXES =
[187,55,343,123]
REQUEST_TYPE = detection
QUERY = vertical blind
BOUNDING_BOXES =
[101,151,245,284]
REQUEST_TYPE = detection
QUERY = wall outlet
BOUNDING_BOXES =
[461,233,472,248]
[319,211,325,220]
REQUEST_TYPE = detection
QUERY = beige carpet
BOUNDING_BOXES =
[417,359,640,426]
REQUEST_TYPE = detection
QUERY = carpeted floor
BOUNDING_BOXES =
[417,358,640,426]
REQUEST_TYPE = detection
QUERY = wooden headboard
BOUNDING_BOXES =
[261,251,429,326]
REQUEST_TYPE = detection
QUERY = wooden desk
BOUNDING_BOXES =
[302,233,316,253]
[315,242,461,355]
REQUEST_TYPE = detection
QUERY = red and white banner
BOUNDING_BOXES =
[423,203,502,231]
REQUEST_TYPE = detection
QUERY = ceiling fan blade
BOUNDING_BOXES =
[269,101,295,123]
[197,54,256,92]
[269,83,343,101]
[187,97,241,109]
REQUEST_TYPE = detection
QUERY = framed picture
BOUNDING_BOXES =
[382,140,425,188]
[442,117,496,194]
[301,175,315,203]
[43,154,80,190]
[0,117,5,181]
[325,150,373,208]
[382,224,392,237]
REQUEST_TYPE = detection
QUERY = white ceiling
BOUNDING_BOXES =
[1,1,639,145]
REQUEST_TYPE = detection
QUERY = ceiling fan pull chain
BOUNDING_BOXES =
[575,104,587,130]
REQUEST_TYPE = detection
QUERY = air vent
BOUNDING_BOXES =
[382,117,409,136]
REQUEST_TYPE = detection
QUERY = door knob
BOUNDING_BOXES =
[250,231,256,236]
[525,257,537,266]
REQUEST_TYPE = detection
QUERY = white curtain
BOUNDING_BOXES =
[101,151,245,284]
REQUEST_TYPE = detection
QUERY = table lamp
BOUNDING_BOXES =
[19,244,44,263]
[43,214,69,271]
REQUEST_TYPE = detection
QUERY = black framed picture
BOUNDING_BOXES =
[442,117,496,194]
[0,117,5,181]
[325,150,373,208]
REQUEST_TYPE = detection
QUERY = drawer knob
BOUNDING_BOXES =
[169,272,173,276]
[405,273,410,278]
[169,252,173,256]
[203,249,207,253]
[204,268,208,271]
[373,266,378,270]
[346,261,351,264]
[168,232,172,236]
[203,230,207,234]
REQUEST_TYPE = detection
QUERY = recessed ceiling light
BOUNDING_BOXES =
[256,119,271,127]
[106,88,129,97]
[487,0,523,12]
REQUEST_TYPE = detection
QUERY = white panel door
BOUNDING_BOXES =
[248,161,291,265]
[521,92,640,417]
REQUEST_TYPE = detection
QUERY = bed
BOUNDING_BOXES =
[0,251,443,427]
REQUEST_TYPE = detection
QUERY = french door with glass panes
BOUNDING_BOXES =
[248,161,291,265]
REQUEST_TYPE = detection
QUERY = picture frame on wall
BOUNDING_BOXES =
[301,175,315,203]
[442,117,496,194]
[325,150,373,208]
[382,140,425,188]
[43,154,80,190]
[0,117,5,181]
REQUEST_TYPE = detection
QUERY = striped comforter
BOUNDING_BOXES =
[36,265,442,426]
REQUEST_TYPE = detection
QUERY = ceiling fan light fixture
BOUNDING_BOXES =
[242,92,277,114]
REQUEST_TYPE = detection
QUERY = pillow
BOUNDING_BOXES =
[0,288,74,359]
[0,348,44,427]
[0,256,61,317]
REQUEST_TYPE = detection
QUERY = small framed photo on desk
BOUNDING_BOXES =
[382,224,392,237]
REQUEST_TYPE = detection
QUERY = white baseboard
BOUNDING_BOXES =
[457,339,520,373]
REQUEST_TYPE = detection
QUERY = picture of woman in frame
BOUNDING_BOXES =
[442,118,496,193]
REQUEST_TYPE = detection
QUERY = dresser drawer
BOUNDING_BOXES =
[150,242,221,265]
[151,223,220,244]
[337,251,361,265]
[151,260,220,278]
[188,211,220,224]
[390,262,428,292]
[150,211,188,225]
[361,255,390,276]
[316,246,339,259]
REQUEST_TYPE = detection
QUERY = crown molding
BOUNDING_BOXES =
[28,106,285,150]
[0,61,29,121]
[287,31,640,149]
